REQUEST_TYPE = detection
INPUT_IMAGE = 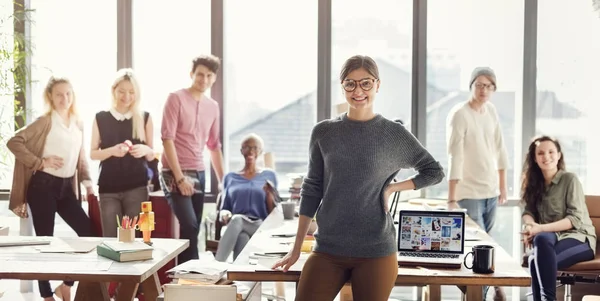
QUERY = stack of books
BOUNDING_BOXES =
[96,240,153,262]
[288,174,303,203]
[166,259,230,284]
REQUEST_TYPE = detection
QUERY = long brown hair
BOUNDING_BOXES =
[521,135,565,210]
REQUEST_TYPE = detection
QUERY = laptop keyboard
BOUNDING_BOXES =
[399,252,459,259]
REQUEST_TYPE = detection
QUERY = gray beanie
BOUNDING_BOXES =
[469,67,496,90]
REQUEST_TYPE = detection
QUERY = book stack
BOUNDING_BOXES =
[96,240,153,262]
[166,259,229,284]
[288,174,303,203]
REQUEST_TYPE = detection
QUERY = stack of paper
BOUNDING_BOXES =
[167,259,231,284]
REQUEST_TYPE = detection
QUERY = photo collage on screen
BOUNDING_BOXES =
[399,215,463,251]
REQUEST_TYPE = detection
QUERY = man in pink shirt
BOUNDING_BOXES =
[160,55,225,264]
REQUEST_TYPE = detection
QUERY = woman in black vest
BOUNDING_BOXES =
[90,68,154,237]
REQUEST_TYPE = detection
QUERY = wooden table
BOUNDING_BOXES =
[227,201,530,301]
[0,237,188,301]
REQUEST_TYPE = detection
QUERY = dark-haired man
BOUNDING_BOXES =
[160,55,225,264]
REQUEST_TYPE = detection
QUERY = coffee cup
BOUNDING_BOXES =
[464,244,495,274]
[281,202,296,220]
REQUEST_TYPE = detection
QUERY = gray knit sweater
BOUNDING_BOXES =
[299,113,445,258]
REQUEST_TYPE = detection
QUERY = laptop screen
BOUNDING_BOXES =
[398,210,465,254]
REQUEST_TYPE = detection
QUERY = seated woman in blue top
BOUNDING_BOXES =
[215,133,278,262]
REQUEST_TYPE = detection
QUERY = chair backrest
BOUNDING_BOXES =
[585,195,600,249]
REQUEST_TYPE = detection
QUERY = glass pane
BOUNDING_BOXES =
[536,0,600,194]
[426,0,524,199]
[331,0,413,123]
[30,0,117,189]
[132,0,212,192]
[0,0,15,190]
[223,0,317,193]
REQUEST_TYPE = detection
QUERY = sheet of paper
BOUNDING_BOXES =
[35,238,100,253]
[167,259,231,276]
[0,258,113,272]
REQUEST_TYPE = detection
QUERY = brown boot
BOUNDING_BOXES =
[493,286,506,301]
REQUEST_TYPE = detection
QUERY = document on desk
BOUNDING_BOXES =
[34,238,101,253]
[0,257,113,271]
[465,228,483,241]
[251,252,310,271]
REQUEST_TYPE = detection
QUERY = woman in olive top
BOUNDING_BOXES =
[7,76,94,301]
[521,135,596,301]
[90,68,154,237]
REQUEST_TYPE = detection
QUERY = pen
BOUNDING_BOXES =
[116,215,121,229]
[131,216,138,229]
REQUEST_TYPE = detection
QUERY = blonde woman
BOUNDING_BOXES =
[90,68,154,238]
[7,76,94,301]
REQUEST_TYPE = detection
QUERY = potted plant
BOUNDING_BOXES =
[0,1,33,188]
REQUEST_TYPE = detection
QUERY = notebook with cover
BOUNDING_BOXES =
[397,210,466,269]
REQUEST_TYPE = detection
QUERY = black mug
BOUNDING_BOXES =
[463,245,495,274]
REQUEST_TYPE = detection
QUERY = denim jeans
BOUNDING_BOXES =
[27,171,92,298]
[529,232,594,301]
[215,215,262,262]
[458,197,497,233]
[160,170,205,264]
[458,196,498,299]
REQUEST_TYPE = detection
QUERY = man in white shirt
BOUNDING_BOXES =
[446,67,508,300]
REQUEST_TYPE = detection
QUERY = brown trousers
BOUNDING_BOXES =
[295,251,398,301]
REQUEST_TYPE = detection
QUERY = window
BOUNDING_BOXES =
[536,0,600,194]
[425,0,525,199]
[30,0,117,189]
[0,0,15,190]
[331,0,417,190]
[223,0,317,192]
[331,0,413,124]
[132,0,212,191]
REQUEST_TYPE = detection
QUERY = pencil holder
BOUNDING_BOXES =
[118,228,135,243]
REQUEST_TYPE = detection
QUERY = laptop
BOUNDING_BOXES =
[397,210,466,269]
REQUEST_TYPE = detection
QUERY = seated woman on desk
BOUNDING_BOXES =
[215,133,278,262]
[521,135,596,301]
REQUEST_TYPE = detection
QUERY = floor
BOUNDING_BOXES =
[0,202,546,301]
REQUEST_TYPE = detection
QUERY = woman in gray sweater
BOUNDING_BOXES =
[272,55,445,301]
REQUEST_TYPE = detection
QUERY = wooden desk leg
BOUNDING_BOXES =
[424,285,441,301]
[74,281,110,301]
[141,273,162,301]
[466,285,483,301]
[340,284,353,301]
[274,282,286,299]
[115,282,140,301]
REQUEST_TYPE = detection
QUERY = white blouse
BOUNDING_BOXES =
[41,111,82,178]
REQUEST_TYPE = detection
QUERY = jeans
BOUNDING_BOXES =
[459,197,498,299]
[215,215,262,262]
[27,171,92,298]
[529,232,594,301]
[99,186,149,237]
[160,170,205,264]
[458,197,497,233]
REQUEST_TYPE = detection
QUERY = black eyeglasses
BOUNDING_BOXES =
[474,82,496,91]
[342,78,378,92]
